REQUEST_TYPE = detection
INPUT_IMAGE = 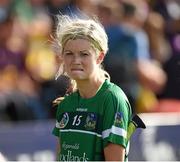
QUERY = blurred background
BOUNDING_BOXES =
[0,0,179,161]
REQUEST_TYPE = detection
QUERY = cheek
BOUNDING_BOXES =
[88,60,98,71]
[62,59,70,72]
[63,57,71,66]
[64,62,70,71]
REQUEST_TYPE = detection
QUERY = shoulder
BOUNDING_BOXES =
[104,81,132,111]
[104,81,129,102]
[55,91,78,116]
[57,91,78,107]
[103,81,132,117]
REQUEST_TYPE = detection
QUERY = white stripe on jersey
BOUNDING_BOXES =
[60,129,102,137]
[102,126,127,139]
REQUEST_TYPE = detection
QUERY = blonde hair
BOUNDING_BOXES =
[55,15,110,93]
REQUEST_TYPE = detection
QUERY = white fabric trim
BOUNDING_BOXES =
[102,126,127,139]
[60,129,102,137]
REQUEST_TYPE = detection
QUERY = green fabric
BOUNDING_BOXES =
[52,80,132,161]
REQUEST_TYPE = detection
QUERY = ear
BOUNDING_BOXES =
[96,52,105,64]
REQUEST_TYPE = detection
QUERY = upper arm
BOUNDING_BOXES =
[102,91,131,148]
[102,90,132,160]
[104,143,125,161]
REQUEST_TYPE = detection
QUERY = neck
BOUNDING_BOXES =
[76,77,105,99]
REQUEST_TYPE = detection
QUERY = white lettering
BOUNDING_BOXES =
[62,142,80,150]
[60,150,89,162]
[76,108,88,112]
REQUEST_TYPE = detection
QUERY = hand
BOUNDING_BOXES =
[52,97,64,107]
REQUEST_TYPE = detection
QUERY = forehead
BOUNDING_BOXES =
[63,38,94,51]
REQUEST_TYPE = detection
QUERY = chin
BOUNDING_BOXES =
[69,72,84,79]
[69,74,82,79]
[71,75,88,81]
[72,77,85,80]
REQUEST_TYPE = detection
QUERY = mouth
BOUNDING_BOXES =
[71,68,84,71]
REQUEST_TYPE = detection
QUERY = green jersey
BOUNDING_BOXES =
[52,79,132,161]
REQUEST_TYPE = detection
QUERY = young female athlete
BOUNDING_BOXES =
[52,15,132,161]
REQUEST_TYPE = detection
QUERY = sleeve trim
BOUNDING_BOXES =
[102,126,127,139]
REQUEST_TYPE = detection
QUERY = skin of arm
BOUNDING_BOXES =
[104,143,125,161]
[56,140,60,161]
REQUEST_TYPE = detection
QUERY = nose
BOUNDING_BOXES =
[72,54,81,64]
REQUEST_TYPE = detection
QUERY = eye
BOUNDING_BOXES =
[64,52,73,56]
[80,52,89,57]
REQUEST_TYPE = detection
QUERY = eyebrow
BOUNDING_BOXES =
[63,49,90,53]
[63,50,72,52]
[79,50,89,53]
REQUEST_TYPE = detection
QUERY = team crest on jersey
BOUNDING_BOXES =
[59,112,69,128]
[84,113,97,130]
[114,112,123,126]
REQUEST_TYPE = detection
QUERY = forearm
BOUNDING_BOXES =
[56,141,60,161]
[104,143,125,161]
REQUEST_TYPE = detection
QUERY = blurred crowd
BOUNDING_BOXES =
[0,0,180,122]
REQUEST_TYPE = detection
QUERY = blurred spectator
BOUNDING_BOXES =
[47,0,98,22]
[0,2,30,121]
[97,0,167,113]
[70,0,98,17]
[121,0,167,113]
[97,0,138,111]
[0,0,179,120]
[150,0,180,97]
[144,11,171,64]
[147,0,180,112]
[150,0,180,55]
[0,1,51,121]
[47,0,71,16]
[25,12,65,118]
[12,0,48,23]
